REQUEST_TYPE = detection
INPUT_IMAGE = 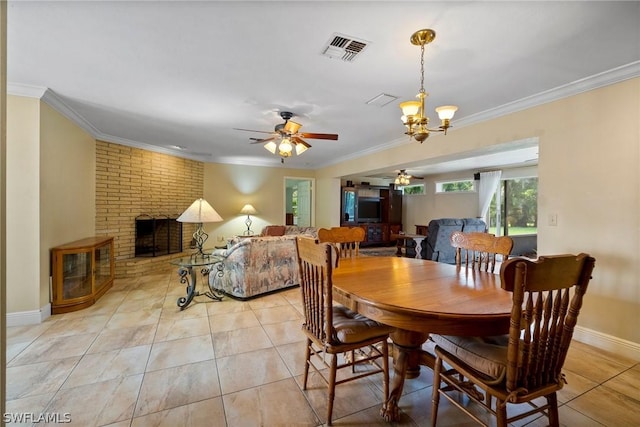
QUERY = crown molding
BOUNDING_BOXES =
[7,82,47,98]
[453,61,640,129]
[8,61,640,169]
[40,89,103,137]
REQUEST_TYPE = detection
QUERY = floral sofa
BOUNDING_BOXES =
[209,226,317,299]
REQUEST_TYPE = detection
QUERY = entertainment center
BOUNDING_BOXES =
[340,184,402,245]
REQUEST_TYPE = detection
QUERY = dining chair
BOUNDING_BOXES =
[318,226,365,260]
[430,253,595,427]
[450,230,514,272]
[295,237,392,425]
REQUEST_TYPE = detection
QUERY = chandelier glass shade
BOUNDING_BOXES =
[401,29,457,143]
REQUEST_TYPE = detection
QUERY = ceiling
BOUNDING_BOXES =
[7,1,640,178]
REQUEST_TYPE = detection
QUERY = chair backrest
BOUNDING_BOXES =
[317,226,365,259]
[450,231,514,272]
[499,253,595,392]
[296,237,335,345]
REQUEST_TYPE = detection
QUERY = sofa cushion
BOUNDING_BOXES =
[261,225,286,236]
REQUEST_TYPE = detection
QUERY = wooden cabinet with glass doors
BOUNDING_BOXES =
[51,236,115,314]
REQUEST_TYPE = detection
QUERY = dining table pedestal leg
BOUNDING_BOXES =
[381,330,430,422]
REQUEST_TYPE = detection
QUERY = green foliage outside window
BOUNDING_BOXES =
[402,184,424,195]
[488,177,538,236]
[441,181,474,192]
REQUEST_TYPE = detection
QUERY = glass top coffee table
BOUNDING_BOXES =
[170,251,224,310]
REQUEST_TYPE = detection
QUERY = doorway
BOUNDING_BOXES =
[284,177,314,227]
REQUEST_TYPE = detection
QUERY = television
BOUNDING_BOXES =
[357,198,381,223]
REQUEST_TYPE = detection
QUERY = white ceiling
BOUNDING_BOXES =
[7,1,640,178]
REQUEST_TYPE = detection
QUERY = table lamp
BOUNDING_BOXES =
[177,198,223,256]
[239,204,257,235]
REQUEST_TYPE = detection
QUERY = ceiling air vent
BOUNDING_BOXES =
[321,33,370,62]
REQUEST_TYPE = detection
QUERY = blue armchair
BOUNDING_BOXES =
[421,218,487,263]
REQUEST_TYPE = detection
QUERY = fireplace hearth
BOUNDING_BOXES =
[135,215,182,257]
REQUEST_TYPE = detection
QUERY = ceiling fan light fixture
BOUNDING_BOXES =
[395,170,412,186]
[400,29,457,143]
[237,110,338,162]
[295,143,308,155]
[264,141,277,154]
[278,138,293,155]
[284,120,302,134]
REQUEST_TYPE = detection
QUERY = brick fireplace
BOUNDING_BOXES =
[95,141,204,277]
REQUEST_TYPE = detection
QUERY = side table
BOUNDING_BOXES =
[170,252,224,310]
[391,233,427,259]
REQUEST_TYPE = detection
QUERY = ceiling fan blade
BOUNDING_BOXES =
[233,127,274,134]
[284,120,302,134]
[292,136,311,148]
[249,136,277,144]
[299,132,339,140]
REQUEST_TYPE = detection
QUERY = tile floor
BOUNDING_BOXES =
[5,270,640,426]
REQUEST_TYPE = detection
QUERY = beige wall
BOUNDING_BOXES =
[6,96,40,313]
[316,78,640,347]
[202,163,316,240]
[40,102,95,308]
[6,96,95,314]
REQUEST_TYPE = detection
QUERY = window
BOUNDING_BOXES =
[488,177,538,236]
[436,180,475,193]
[400,184,425,195]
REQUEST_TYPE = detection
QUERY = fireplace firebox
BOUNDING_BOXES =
[135,215,182,257]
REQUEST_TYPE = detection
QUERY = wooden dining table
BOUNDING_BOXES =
[332,256,514,422]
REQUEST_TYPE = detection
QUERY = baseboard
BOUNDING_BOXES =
[574,325,640,361]
[6,304,51,327]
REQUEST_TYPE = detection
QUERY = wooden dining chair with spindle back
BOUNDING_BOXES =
[430,253,596,427]
[450,231,514,273]
[295,237,392,425]
[318,226,366,263]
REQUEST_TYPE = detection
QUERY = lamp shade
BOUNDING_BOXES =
[295,143,308,155]
[400,100,421,117]
[176,198,223,223]
[264,141,277,154]
[239,204,257,215]
[279,138,293,154]
[435,105,458,120]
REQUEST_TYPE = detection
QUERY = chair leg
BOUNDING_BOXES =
[431,355,443,426]
[327,353,338,426]
[496,399,507,427]
[547,392,560,427]
[302,338,311,390]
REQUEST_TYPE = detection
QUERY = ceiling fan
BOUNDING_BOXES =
[234,111,339,162]
[395,169,424,185]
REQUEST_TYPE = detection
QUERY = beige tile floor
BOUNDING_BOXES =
[5,270,640,426]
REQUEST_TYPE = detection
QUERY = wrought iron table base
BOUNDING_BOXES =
[176,263,224,310]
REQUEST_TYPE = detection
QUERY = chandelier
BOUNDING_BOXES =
[394,170,412,186]
[400,29,458,143]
